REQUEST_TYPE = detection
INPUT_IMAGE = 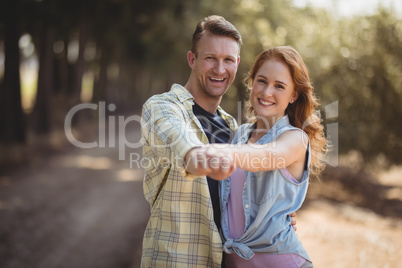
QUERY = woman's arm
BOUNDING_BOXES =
[229,130,308,173]
[184,130,308,180]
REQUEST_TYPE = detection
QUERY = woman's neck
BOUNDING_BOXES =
[256,115,283,130]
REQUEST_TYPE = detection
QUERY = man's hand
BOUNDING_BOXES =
[185,145,235,180]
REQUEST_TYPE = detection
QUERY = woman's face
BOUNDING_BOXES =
[250,58,297,127]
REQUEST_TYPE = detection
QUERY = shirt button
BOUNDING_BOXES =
[245,204,249,209]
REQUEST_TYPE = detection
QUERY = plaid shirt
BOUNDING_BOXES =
[140,84,237,267]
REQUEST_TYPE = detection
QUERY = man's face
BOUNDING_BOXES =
[188,33,240,100]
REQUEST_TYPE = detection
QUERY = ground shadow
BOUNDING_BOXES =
[304,165,402,219]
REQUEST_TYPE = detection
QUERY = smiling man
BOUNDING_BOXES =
[185,31,240,114]
[140,16,242,267]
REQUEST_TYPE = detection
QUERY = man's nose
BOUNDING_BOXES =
[214,60,225,75]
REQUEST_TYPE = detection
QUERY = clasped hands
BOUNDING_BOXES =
[185,144,236,181]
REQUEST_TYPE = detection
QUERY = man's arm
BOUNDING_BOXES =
[142,97,205,179]
[142,96,238,181]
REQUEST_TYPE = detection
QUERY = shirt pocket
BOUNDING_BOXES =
[249,171,275,205]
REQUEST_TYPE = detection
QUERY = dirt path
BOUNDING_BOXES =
[298,166,402,268]
[0,128,149,268]
[1,126,401,268]
[298,199,402,267]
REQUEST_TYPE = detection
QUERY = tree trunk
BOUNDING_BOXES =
[70,14,88,105]
[91,43,110,103]
[33,22,54,134]
[53,42,69,96]
[0,0,25,143]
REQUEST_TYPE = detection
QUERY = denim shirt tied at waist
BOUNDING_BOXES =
[219,115,312,262]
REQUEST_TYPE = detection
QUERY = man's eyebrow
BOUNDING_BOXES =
[202,52,237,58]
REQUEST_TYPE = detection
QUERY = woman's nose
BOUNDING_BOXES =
[262,85,274,97]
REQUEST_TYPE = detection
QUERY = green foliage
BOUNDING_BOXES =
[329,10,402,166]
[0,0,401,165]
[214,1,402,167]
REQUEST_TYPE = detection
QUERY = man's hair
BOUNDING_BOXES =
[191,15,242,56]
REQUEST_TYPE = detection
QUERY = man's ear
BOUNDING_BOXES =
[187,51,196,69]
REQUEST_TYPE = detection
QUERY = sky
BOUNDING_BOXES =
[293,0,402,17]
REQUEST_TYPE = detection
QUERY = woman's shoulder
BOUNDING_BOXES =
[277,128,310,151]
[282,127,309,142]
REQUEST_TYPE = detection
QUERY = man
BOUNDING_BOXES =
[141,15,295,267]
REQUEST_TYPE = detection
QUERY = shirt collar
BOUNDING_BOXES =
[238,115,290,144]
[171,83,195,103]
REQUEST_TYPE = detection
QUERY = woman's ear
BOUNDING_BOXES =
[290,92,299,104]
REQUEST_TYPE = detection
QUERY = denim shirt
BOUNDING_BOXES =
[219,115,311,262]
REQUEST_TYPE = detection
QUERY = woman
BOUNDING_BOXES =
[187,46,327,267]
